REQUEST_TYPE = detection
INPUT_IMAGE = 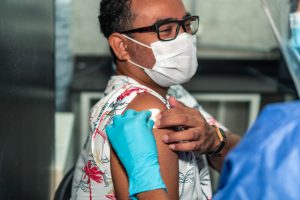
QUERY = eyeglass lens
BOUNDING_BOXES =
[158,17,198,40]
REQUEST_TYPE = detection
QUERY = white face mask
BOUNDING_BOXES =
[123,33,198,87]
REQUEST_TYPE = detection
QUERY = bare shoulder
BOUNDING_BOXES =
[126,92,168,112]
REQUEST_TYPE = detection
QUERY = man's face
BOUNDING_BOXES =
[127,0,188,68]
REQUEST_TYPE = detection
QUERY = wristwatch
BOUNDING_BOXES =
[208,125,227,157]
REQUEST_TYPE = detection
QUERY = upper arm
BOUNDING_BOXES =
[110,93,179,200]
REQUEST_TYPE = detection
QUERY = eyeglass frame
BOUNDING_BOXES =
[119,15,199,41]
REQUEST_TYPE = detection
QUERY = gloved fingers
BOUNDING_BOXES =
[137,110,152,120]
[123,109,138,117]
[147,119,155,130]
[112,114,123,126]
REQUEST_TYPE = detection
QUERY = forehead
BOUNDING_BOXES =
[131,0,188,27]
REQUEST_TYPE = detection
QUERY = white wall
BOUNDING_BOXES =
[71,0,110,55]
[185,0,277,50]
[71,0,279,58]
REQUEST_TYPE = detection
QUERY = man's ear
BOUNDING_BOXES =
[108,33,130,61]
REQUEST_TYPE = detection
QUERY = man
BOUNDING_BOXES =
[107,0,300,199]
[71,0,240,199]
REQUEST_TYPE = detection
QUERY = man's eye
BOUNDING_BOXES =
[159,23,175,34]
[160,28,172,33]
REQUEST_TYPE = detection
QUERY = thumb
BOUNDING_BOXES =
[136,110,152,125]
[147,119,155,130]
[168,96,185,108]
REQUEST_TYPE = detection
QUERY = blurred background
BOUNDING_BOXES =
[0,0,54,199]
[0,0,298,199]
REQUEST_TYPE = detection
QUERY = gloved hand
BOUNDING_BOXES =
[106,109,166,199]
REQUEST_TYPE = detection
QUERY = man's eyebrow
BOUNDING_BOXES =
[152,17,176,25]
[152,12,192,25]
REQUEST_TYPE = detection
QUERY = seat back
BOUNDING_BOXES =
[54,167,75,200]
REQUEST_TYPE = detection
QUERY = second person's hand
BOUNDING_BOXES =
[156,96,221,154]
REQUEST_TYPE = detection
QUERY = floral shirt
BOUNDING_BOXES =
[71,75,225,200]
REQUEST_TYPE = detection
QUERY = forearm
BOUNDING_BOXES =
[137,189,169,200]
[207,131,240,172]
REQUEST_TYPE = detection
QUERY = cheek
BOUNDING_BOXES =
[131,44,156,68]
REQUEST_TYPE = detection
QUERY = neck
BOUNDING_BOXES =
[116,61,168,97]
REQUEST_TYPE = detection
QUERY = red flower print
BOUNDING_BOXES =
[105,193,117,200]
[83,161,105,200]
[117,87,146,101]
[84,161,104,183]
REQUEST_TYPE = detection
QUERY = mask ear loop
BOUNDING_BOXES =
[122,34,153,71]
[122,34,152,49]
[127,60,152,71]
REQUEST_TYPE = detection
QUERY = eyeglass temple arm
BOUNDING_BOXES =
[120,25,156,34]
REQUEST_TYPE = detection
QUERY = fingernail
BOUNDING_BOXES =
[162,135,169,142]
[169,144,175,150]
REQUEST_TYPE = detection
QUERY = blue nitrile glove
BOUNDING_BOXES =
[106,109,166,199]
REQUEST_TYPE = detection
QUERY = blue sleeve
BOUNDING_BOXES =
[214,100,300,200]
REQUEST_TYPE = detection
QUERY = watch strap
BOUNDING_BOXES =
[208,125,227,157]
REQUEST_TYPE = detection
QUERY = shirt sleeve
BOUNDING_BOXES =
[168,85,228,131]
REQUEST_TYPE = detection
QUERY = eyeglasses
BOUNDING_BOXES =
[120,15,199,41]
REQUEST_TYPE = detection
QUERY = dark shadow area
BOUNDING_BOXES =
[0,0,54,199]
